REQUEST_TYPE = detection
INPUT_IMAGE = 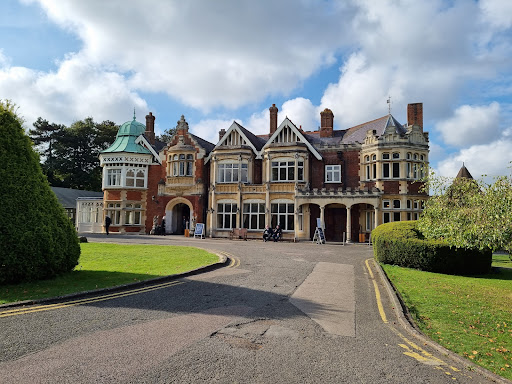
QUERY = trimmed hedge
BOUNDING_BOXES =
[372,221,492,275]
[0,107,80,284]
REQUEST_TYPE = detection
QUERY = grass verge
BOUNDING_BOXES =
[382,256,512,380]
[0,243,219,305]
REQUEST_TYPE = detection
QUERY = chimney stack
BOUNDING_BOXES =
[219,128,226,141]
[145,112,156,145]
[319,108,334,138]
[269,104,278,135]
[407,103,423,130]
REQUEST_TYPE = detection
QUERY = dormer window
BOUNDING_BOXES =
[171,153,193,176]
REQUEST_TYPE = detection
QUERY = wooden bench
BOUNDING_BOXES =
[229,228,247,240]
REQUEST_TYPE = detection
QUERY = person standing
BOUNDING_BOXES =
[105,215,111,235]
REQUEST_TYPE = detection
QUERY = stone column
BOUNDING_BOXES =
[374,207,379,229]
[346,206,352,242]
[320,205,325,229]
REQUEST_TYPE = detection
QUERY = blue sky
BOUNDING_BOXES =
[1,0,512,179]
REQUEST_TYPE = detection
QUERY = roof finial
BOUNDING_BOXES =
[387,96,392,114]
[133,108,136,120]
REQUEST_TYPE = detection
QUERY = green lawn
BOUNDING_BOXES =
[0,243,219,305]
[382,256,512,380]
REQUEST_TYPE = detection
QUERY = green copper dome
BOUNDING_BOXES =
[116,117,146,138]
[101,114,152,155]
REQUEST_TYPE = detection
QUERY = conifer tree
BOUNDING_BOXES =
[0,101,80,284]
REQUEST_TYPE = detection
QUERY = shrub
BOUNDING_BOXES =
[79,236,88,243]
[0,105,80,284]
[372,221,492,275]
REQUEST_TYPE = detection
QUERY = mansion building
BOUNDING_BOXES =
[89,103,429,242]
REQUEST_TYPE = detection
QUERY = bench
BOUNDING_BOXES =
[229,228,247,240]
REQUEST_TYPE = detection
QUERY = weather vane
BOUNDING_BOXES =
[387,96,392,114]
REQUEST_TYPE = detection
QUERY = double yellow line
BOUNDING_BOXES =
[365,258,388,323]
[1,253,241,319]
[0,280,184,318]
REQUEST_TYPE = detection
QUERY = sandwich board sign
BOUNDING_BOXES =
[313,218,325,244]
[194,223,204,239]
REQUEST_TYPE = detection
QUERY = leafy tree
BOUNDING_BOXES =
[28,118,66,185]
[418,170,512,253]
[30,117,118,191]
[0,101,80,284]
[157,127,176,143]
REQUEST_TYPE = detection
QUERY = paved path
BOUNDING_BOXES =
[0,234,506,383]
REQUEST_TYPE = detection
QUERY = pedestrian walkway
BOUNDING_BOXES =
[290,262,355,337]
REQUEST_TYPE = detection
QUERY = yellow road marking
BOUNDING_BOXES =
[0,280,184,318]
[365,258,471,379]
[225,254,240,268]
[365,259,388,323]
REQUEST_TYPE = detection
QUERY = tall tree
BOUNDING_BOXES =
[157,127,176,143]
[28,118,66,185]
[29,117,118,191]
[0,101,80,284]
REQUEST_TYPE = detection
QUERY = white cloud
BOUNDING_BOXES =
[480,0,512,29]
[437,137,512,179]
[25,0,354,111]
[281,98,317,131]
[0,55,147,127]
[189,118,237,146]
[435,102,501,147]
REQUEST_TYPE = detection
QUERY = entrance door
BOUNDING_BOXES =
[324,208,346,242]
[168,203,191,234]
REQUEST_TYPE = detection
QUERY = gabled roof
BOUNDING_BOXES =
[134,135,162,164]
[210,121,265,160]
[262,117,322,160]
[341,114,406,144]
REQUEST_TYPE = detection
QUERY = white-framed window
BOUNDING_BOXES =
[392,152,400,159]
[325,165,341,183]
[171,153,193,176]
[393,199,401,209]
[383,212,390,223]
[394,212,401,221]
[382,153,390,160]
[125,203,142,225]
[271,201,294,230]
[217,202,237,229]
[106,169,122,186]
[271,159,304,182]
[218,163,248,183]
[106,203,121,225]
[366,165,371,180]
[242,202,265,230]
[383,200,390,209]
[126,169,145,188]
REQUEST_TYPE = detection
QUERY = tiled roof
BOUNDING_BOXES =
[190,133,215,154]
[51,187,103,208]
[235,122,267,151]
[456,164,474,179]
[341,115,405,144]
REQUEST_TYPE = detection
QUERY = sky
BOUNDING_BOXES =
[1,0,512,180]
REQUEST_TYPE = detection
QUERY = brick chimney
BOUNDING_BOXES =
[145,112,156,145]
[407,103,423,129]
[320,108,334,138]
[219,128,226,141]
[269,104,278,135]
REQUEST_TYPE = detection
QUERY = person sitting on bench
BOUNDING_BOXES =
[263,225,273,242]
[272,224,282,242]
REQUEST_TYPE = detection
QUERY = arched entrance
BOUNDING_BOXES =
[324,203,347,242]
[165,198,193,234]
